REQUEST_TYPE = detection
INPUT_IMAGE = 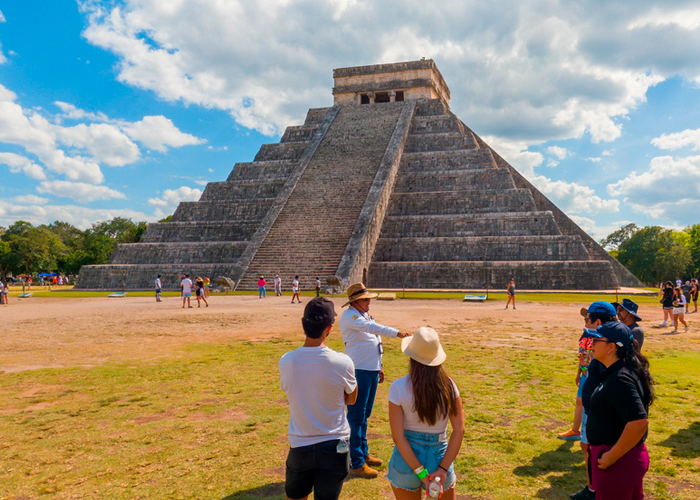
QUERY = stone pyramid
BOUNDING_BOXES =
[76,60,643,291]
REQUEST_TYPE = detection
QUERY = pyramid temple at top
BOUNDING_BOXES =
[76,59,643,291]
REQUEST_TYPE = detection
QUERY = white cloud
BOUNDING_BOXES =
[651,128,700,151]
[122,115,205,152]
[37,180,127,202]
[481,135,543,177]
[628,8,700,31]
[79,0,689,142]
[569,215,633,241]
[54,101,109,123]
[148,185,202,217]
[547,146,568,160]
[531,175,620,214]
[0,10,5,23]
[14,195,49,205]
[602,150,613,156]
[52,122,141,166]
[586,157,602,163]
[0,201,152,230]
[607,155,700,222]
[0,152,46,180]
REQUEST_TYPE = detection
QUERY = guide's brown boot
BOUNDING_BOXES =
[350,464,378,479]
[365,455,383,467]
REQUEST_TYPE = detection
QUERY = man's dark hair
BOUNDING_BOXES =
[589,312,617,324]
[303,319,332,339]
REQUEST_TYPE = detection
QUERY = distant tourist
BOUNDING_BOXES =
[505,278,516,309]
[671,287,688,333]
[274,274,282,296]
[1,281,8,305]
[204,276,211,298]
[291,275,301,304]
[195,277,208,308]
[155,275,163,302]
[279,297,357,500]
[315,277,321,297]
[659,282,674,327]
[181,274,193,309]
[339,282,411,478]
[258,276,267,299]
[691,279,699,313]
[387,327,464,499]
[582,322,654,500]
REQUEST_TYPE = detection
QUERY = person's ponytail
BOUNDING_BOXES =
[620,340,655,406]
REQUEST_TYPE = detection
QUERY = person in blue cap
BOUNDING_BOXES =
[567,301,618,500]
[612,298,644,350]
[582,321,654,499]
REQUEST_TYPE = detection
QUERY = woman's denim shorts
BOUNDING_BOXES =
[387,429,456,492]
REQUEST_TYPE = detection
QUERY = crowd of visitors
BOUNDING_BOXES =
[658,279,697,333]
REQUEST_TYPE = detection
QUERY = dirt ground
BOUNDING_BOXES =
[1,294,699,373]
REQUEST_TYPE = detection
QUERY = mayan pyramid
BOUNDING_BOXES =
[76,60,643,291]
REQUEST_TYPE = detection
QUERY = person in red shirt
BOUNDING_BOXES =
[258,276,267,299]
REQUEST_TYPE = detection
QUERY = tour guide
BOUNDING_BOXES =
[339,283,411,478]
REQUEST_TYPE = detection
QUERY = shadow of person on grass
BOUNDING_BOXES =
[658,421,700,458]
[220,481,285,500]
[513,441,587,498]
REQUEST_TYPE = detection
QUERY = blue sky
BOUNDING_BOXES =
[1,1,699,240]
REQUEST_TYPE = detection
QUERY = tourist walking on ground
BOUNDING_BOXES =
[672,287,688,333]
[683,281,692,313]
[291,275,301,304]
[691,279,699,313]
[181,274,193,308]
[315,277,321,297]
[568,301,619,500]
[204,276,210,298]
[258,276,266,299]
[387,327,464,500]
[505,278,516,309]
[195,278,208,308]
[1,281,8,305]
[583,321,654,499]
[659,281,674,327]
[274,274,282,296]
[279,298,357,500]
[155,274,163,302]
[339,283,411,479]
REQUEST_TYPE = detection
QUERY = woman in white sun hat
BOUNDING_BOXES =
[387,327,465,499]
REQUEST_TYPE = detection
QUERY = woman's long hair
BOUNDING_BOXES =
[617,340,655,407]
[409,358,458,426]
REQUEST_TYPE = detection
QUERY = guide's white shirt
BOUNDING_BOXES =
[388,375,460,434]
[181,278,192,294]
[339,306,399,371]
[279,346,356,448]
[155,278,162,289]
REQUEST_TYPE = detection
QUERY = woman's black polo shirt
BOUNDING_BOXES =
[587,359,649,447]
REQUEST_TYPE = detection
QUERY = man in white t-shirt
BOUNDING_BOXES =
[280,297,357,500]
[155,275,162,302]
[339,282,411,478]
[274,274,282,296]
[181,274,193,308]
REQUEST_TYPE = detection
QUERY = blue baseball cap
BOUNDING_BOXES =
[583,321,633,348]
[584,301,617,317]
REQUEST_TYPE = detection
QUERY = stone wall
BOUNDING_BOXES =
[141,221,258,243]
[110,241,248,265]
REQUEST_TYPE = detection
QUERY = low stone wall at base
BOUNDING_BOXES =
[368,260,619,290]
[74,264,241,290]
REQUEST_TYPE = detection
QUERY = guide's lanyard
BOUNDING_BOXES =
[378,340,384,355]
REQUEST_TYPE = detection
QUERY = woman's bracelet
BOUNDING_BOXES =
[414,465,428,479]
[438,465,449,473]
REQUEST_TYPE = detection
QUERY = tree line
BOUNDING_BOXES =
[601,223,700,285]
[0,217,154,279]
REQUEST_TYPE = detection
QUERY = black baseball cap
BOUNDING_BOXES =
[583,321,633,348]
[302,297,337,329]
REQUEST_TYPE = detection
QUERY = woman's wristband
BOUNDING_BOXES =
[414,465,428,479]
[438,465,449,473]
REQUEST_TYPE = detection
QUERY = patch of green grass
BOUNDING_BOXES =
[1,338,698,498]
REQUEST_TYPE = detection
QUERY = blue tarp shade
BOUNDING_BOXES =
[37,273,58,277]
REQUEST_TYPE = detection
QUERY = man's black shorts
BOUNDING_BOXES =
[285,439,349,500]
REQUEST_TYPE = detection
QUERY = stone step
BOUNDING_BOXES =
[254,142,309,162]
[373,235,591,262]
[280,125,319,143]
[410,115,464,134]
[227,160,297,181]
[404,132,477,152]
[304,107,332,126]
[400,149,496,171]
[379,212,562,238]
[387,189,537,215]
[414,99,449,116]
[368,260,619,290]
[200,178,286,201]
[171,199,275,222]
[393,168,515,192]
[110,241,249,265]
[141,220,259,242]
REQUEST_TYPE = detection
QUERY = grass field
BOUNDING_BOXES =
[1,295,699,499]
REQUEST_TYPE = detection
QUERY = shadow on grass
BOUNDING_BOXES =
[658,421,700,458]
[220,481,285,500]
[513,441,586,499]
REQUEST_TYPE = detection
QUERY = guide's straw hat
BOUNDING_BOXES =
[401,326,446,366]
[342,283,378,307]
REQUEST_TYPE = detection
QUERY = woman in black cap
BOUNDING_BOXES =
[583,322,654,499]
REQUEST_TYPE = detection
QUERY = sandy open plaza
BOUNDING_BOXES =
[1,293,699,499]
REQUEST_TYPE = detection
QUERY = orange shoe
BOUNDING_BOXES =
[557,429,581,441]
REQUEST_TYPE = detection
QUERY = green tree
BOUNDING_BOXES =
[685,224,700,277]
[0,241,10,280]
[616,226,692,284]
[600,223,639,251]
[3,224,67,275]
